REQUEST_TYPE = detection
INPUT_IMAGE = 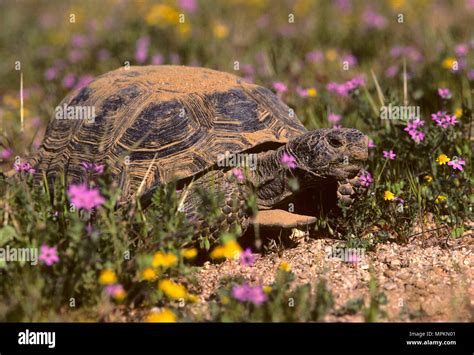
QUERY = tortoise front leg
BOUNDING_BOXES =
[179,169,252,242]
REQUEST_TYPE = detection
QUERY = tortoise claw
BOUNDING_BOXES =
[337,171,366,205]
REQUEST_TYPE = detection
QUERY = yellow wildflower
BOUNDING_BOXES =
[187,294,199,303]
[210,240,242,259]
[99,269,117,285]
[178,23,191,37]
[325,49,338,62]
[436,154,450,165]
[435,195,447,203]
[213,23,229,39]
[146,4,179,26]
[423,175,433,183]
[152,251,178,268]
[182,248,198,260]
[307,88,317,97]
[279,261,291,272]
[442,57,457,70]
[263,286,273,293]
[454,108,463,118]
[384,191,395,201]
[220,296,230,305]
[142,267,158,281]
[2,95,19,108]
[159,279,188,300]
[145,308,177,323]
[389,0,406,10]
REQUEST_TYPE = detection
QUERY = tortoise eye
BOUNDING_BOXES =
[328,137,343,148]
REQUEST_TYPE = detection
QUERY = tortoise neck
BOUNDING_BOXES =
[251,146,295,209]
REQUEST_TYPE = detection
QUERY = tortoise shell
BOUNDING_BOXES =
[32,65,307,197]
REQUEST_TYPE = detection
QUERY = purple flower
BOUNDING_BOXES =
[455,43,468,56]
[67,184,106,210]
[135,36,150,64]
[334,0,351,11]
[368,139,376,149]
[39,244,59,266]
[97,48,110,61]
[306,50,324,64]
[81,162,104,174]
[178,0,197,12]
[404,118,425,142]
[62,73,76,89]
[281,153,297,169]
[385,65,398,78]
[390,46,422,62]
[68,49,84,63]
[394,197,405,205]
[71,34,88,48]
[326,76,364,97]
[383,150,396,160]
[272,82,287,93]
[232,168,245,182]
[447,157,465,171]
[86,223,93,236]
[468,69,474,80]
[431,111,458,128]
[0,148,12,159]
[105,284,125,300]
[151,54,164,65]
[240,248,256,266]
[362,9,387,29]
[45,67,58,81]
[13,162,35,174]
[342,54,357,66]
[256,14,270,28]
[390,46,404,58]
[75,75,94,90]
[359,172,373,187]
[296,87,308,97]
[231,283,267,305]
[410,130,425,142]
[438,88,452,99]
[170,53,181,65]
[328,113,342,125]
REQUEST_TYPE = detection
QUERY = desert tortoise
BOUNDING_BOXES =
[31,65,368,238]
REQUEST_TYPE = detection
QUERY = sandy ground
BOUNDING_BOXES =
[191,230,473,322]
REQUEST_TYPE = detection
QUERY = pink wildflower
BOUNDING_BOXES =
[438,88,452,99]
[281,153,297,169]
[383,150,396,160]
[272,82,287,93]
[328,113,342,125]
[232,168,245,182]
[240,248,256,266]
[359,172,373,187]
[231,283,267,305]
[67,184,105,210]
[39,244,59,266]
[447,157,465,171]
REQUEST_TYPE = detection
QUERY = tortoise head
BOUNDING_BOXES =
[286,128,368,181]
